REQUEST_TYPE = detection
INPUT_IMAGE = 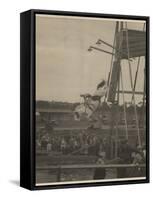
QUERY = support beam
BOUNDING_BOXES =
[118,90,144,95]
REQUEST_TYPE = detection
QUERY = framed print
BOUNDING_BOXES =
[20,9,149,190]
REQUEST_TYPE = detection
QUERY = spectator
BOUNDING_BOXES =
[41,135,48,151]
[117,139,136,178]
[93,152,106,180]
[61,138,67,154]
[130,148,145,177]
[47,142,52,153]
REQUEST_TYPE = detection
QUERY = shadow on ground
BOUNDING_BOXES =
[9,180,20,186]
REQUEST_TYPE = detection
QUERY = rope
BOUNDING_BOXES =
[142,23,146,107]
[131,23,146,103]
[125,22,141,147]
[143,67,146,106]
[142,66,146,125]
[132,57,141,103]
[120,67,128,139]
[114,123,119,158]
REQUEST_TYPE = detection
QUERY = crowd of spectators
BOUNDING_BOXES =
[36,129,146,179]
[36,130,111,157]
[36,129,146,162]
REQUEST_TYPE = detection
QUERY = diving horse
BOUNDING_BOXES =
[74,80,107,120]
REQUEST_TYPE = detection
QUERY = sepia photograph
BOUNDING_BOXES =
[35,13,147,186]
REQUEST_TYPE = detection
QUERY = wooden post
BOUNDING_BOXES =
[57,166,61,182]
[109,21,123,159]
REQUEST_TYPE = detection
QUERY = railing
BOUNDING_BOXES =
[37,163,145,170]
[37,164,146,182]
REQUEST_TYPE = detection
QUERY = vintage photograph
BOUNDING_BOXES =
[35,14,147,186]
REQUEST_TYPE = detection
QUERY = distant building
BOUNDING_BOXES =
[37,107,73,121]
[36,101,146,129]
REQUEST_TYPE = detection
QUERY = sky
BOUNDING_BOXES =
[36,14,146,104]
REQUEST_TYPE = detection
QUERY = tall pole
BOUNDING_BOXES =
[110,21,121,159]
